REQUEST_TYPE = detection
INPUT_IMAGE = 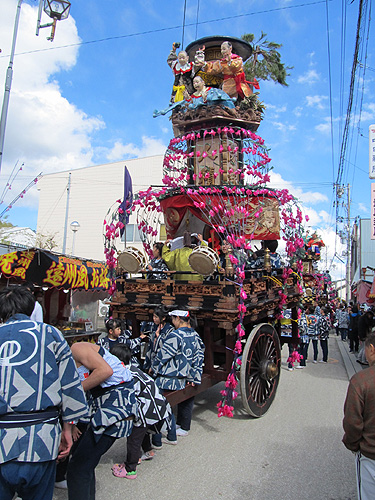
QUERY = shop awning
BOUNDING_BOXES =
[0,248,110,291]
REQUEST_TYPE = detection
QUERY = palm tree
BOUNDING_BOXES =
[242,32,292,87]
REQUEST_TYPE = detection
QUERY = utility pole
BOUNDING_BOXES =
[0,0,23,174]
[345,184,351,303]
[335,183,351,303]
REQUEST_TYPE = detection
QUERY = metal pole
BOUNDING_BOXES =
[62,173,71,254]
[35,0,44,36]
[0,0,24,174]
[346,184,351,302]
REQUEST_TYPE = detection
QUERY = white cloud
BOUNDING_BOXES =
[268,172,328,205]
[315,120,331,134]
[106,136,166,161]
[0,0,104,208]
[267,171,345,281]
[265,103,287,113]
[358,202,368,213]
[293,106,303,117]
[306,95,328,109]
[271,122,296,132]
[297,69,320,85]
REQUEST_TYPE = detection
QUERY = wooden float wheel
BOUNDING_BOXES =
[240,323,281,417]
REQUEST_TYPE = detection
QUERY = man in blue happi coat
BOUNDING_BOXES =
[0,285,88,500]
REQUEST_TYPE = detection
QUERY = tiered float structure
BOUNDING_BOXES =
[106,36,306,417]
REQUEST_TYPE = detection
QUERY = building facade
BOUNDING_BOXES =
[37,155,164,262]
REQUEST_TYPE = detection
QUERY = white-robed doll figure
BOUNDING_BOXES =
[167,42,195,103]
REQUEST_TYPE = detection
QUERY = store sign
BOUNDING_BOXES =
[0,249,110,291]
[370,125,375,179]
[372,184,375,240]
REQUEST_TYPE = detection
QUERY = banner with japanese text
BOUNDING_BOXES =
[0,249,110,291]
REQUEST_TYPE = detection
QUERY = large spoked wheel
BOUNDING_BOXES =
[240,323,281,417]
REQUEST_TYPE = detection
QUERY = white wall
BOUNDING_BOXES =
[37,155,164,261]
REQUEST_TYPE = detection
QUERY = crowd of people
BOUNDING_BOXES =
[0,286,204,500]
[286,300,375,371]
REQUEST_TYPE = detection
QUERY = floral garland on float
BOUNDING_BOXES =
[103,125,307,417]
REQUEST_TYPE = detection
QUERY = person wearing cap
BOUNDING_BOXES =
[150,308,205,445]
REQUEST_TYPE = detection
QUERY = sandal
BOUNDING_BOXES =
[111,462,125,473]
[112,467,137,479]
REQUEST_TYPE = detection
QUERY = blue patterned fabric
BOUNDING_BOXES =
[88,380,137,440]
[129,365,172,431]
[143,323,174,372]
[0,314,88,463]
[306,314,320,340]
[298,313,309,343]
[152,327,205,390]
[318,315,331,340]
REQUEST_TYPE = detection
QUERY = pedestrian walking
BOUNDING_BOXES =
[306,305,320,363]
[343,332,375,500]
[336,303,350,342]
[318,306,331,362]
[348,305,360,353]
[357,309,375,366]
[297,308,309,368]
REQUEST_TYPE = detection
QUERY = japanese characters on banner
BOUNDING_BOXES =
[370,125,375,179]
[372,184,375,240]
[0,249,110,291]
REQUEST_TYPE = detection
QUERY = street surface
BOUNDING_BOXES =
[53,336,357,500]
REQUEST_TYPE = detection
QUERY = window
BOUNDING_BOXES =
[121,224,142,243]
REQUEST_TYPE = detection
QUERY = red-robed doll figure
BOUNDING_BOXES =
[199,41,259,100]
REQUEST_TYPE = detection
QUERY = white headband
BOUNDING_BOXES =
[169,310,189,318]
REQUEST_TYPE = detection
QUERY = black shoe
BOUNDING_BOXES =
[349,349,353,353]
[356,360,369,366]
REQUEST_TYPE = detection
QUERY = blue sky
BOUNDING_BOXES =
[0,0,374,280]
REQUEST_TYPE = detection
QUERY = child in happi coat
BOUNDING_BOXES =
[296,308,309,368]
[306,305,320,363]
[97,318,147,365]
[110,345,172,479]
[142,305,174,373]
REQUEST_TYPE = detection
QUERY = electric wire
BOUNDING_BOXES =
[181,0,188,49]
[195,0,200,39]
[0,0,332,59]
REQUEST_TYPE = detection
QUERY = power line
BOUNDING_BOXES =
[0,0,331,59]
[325,0,335,184]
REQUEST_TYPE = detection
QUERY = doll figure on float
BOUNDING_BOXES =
[198,41,259,101]
[167,42,196,104]
[153,75,235,117]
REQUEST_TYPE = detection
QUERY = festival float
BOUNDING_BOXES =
[105,36,307,417]
[300,231,336,308]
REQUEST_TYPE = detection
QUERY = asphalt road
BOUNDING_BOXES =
[53,335,357,500]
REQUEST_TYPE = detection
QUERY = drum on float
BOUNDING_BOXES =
[188,246,220,276]
[117,247,147,273]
